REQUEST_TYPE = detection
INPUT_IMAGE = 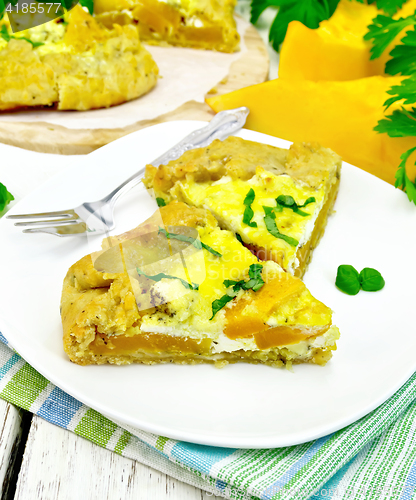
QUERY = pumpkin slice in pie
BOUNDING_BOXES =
[61,202,339,367]
[93,0,240,53]
[143,137,341,278]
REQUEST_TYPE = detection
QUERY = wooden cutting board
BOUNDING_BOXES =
[0,23,268,155]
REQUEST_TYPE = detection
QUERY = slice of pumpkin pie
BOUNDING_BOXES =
[93,0,240,53]
[61,202,339,367]
[143,137,341,278]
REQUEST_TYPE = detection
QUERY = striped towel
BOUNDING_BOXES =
[0,331,415,500]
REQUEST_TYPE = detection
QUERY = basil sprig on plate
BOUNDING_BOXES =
[263,206,299,247]
[136,267,199,290]
[210,264,265,320]
[242,188,258,228]
[158,227,222,257]
[335,265,385,295]
[276,195,315,217]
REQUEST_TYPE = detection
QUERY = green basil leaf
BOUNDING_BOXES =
[359,268,386,292]
[0,182,14,212]
[156,197,166,207]
[248,263,263,280]
[242,188,258,227]
[236,233,244,244]
[243,206,258,227]
[210,264,264,319]
[158,227,222,257]
[276,195,296,207]
[298,197,316,208]
[335,265,361,295]
[210,294,234,320]
[263,206,299,247]
[223,279,242,288]
[136,267,199,290]
[276,194,315,217]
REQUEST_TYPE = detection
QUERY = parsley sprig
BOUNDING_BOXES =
[384,73,416,108]
[363,13,416,60]
[394,147,416,203]
[242,188,258,228]
[136,267,199,290]
[210,264,265,319]
[386,28,416,75]
[364,9,416,204]
[263,206,299,247]
[158,227,222,258]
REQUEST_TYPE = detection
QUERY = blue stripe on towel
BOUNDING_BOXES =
[38,386,83,427]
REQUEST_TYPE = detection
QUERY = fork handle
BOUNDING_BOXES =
[101,107,250,206]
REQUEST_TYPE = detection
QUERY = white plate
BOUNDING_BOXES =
[1,121,416,449]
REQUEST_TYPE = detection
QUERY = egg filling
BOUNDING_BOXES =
[61,202,340,368]
[144,137,342,277]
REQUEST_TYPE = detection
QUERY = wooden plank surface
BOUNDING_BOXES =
[0,401,31,500]
[14,417,223,500]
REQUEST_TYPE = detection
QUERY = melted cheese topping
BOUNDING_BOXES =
[175,167,325,273]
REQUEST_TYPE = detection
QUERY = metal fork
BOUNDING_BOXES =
[7,107,249,236]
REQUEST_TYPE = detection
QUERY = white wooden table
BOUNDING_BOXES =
[0,6,279,494]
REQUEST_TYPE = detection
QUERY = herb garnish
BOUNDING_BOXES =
[210,263,265,319]
[0,25,44,48]
[363,13,416,60]
[263,206,299,247]
[393,148,416,204]
[242,188,258,227]
[364,9,416,204]
[236,233,244,244]
[136,267,199,290]
[335,264,385,295]
[156,197,166,207]
[335,265,361,295]
[276,195,315,217]
[359,267,386,291]
[0,182,14,212]
[158,227,222,257]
